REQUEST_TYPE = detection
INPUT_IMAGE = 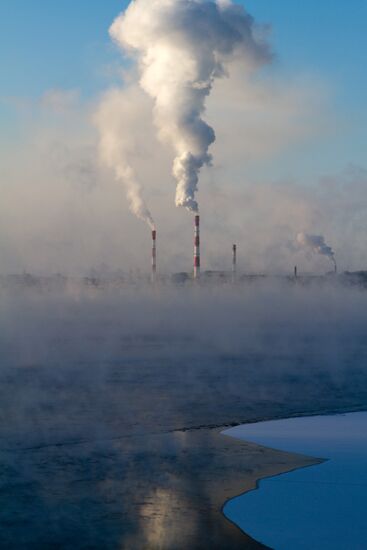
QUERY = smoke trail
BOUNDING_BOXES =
[297,232,337,271]
[110,0,271,212]
[94,88,155,229]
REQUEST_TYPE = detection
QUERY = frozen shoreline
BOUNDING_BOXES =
[223,412,367,549]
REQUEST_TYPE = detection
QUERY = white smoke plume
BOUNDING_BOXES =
[110,0,271,212]
[94,88,155,229]
[297,232,337,271]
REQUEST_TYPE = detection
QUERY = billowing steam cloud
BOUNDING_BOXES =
[110,0,271,212]
[297,232,337,271]
[94,89,155,229]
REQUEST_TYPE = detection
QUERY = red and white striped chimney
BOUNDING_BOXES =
[194,215,200,279]
[151,229,157,282]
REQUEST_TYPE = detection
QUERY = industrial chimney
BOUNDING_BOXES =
[194,215,200,280]
[151,229,157,283]
[232,244,237,282]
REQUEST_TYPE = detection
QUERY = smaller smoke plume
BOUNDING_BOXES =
[94,88,155,229]
[297,232,337,271]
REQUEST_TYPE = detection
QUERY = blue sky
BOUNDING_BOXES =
[247,0,367,110]
[1,0,366,180]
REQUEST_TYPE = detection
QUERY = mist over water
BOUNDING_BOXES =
[1,278,367,369]
[1,279,367,437]
[1,279,367,547]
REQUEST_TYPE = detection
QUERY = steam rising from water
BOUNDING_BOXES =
[297,232,336,271]
[1,279,367,549]
[109,0,271,212]
[1,279,365,371]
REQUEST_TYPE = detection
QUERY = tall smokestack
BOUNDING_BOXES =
[232,244,237,282]
[151,229,157,282]
[294,265,298,279]
[194,215,200,279]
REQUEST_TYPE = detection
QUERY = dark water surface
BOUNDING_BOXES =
[1,358,367,549]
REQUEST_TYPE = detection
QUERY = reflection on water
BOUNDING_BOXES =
[1,426,279,549]
[140,488,197,549]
